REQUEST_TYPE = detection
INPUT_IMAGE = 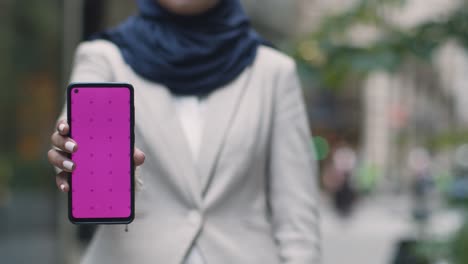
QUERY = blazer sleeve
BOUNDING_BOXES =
[269,61,321,264]
[54,42,114,174]
[57,41,114,122]
[69,41,115,83]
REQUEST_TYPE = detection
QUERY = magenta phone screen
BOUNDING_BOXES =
[67,83,134,224]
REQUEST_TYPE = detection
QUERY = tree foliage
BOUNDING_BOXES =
[295,0,468,89]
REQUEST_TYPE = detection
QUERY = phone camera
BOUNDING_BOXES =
[74,89,79,94]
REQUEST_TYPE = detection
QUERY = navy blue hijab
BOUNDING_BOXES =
[96,0,265,95]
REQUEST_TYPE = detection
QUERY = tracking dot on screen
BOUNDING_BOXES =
[109,206,113,210]
[108,118,113,122]
[108,170,112,175]
[89,136,94,140]
[90,206,94,210]
[109,188,113,192]
[90,189,94,192]
[108,100,112,104]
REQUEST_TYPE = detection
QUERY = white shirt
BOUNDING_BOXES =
[173,95,206,264]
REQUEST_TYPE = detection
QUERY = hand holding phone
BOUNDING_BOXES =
[49,122,145,191]
[47,83,145,225]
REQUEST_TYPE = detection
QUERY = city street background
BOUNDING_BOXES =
[2,0,468,263]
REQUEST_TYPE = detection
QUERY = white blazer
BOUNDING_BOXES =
[61,40,320,264]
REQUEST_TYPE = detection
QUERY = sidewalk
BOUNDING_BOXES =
[0,190,57,264]
[322,195,413,264]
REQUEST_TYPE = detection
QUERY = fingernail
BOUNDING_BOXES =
[59,123,66,132]
[63,160,74,171]
[60,184,66,192]
[65,141,76,152]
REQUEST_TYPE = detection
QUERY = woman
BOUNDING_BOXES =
[48,0,320,263]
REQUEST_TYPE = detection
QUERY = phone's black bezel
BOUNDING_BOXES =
[67,82,135,225]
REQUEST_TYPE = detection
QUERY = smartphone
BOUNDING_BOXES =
[67,83,135,224]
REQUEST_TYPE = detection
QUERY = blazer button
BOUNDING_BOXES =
[187,210,201,225]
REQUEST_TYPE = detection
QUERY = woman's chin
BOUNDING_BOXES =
[157,0,218,15]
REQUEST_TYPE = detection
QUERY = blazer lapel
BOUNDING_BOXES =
[198,69,252,195]
[150,86,202,206]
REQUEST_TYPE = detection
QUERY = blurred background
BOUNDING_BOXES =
[2,0,468,263]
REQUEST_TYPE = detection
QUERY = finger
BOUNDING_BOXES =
[48,149,76,172]
[51,131,77,153]
[134,148,145,167]
[56,171,70,192]
[56,120,70,136]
